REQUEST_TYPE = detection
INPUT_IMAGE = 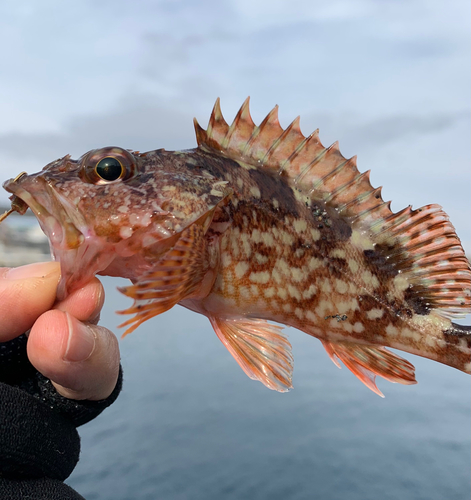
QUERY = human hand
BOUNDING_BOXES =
[0,261,120,401]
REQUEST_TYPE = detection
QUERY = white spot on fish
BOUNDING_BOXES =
[294,307,304,319]
[342,322,353,333]
[361,270,380,288]
[140,213,152,226]
[272,268,282,284]
[367,308,384,320]
[306,310,317,322]
[310,229,321,241]
[293,219,307,232]
[287,284,302,301]
[280,231,294,246]
[308,257,323,271]
[351,229,374,251]
[330,248,346,259]
[255,253,269,264]
[261,232,275,247]
[353,322,364,333]
[291,267,305,283]
[320,278,332,293]
[119,226,133,239]
[250,271,271,284]
[251,228,261,244]
[240,233,252,258]
[348,259,359,273]
[277,288,288,300]
[393,274,410,293]
[386,324,399,337]
[276,258,291,278]
[221,252,232,267]
[302,284,317,300]
[335,279,348,294]
[250,186,261,198]
[234,261,249,279]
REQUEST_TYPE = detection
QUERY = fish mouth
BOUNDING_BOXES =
[4,180,84,250]
[3,175,114,299]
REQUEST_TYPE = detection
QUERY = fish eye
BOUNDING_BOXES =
[95,157,124,181]
[81,147,137,185]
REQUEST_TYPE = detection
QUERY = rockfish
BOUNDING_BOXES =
[2,98,470,396]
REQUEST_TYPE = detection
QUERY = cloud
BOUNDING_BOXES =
[0,95,198,162]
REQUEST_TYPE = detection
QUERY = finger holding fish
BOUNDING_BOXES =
[0,262,120,401]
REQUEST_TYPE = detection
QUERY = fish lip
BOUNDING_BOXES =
[3,176,85,251]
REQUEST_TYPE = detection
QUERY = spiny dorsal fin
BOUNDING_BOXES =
[194,97,391,224]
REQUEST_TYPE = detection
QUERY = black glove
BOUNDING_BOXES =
[0,334,122,499]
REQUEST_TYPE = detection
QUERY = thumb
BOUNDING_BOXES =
[0,261,61,341]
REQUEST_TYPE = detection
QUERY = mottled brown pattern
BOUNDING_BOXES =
[3,99,470,394]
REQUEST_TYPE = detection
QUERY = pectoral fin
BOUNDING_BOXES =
[210,317,293,392]
[321,340,417,397]
[118,222,209,336]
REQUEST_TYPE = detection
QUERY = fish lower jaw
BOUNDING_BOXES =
[41,214,86,251]
[55,236,117,299]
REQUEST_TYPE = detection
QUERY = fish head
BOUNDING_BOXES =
[2,146,194,299]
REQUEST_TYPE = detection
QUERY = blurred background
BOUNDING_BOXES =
[0,1,469,499]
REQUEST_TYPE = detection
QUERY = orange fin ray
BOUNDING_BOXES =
[210,317,293,392]
[321,341,417,397]
[373,204,471,319]
[117,223,208,336]
[194,98,391,225]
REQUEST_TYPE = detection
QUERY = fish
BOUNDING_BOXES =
[2,98,470,396]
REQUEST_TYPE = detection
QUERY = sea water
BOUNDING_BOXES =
[67,276,470,500]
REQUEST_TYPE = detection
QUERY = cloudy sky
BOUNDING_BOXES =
[0,0,469,250]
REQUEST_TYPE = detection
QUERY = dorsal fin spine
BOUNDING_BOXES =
[278,116,302,173]
[348,198,389,224]
[298,148,329,188]
[320,165,361,204]
[242,125,261,156]
[262,136,282,165]
[230,97,254,151]
[256,106,283,164]
[369,206,412,235]
[222,115,239,149]
[208,98,223,134]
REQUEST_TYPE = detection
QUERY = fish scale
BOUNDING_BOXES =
[2,98,470,396]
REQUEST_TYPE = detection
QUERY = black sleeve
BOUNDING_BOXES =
[0,334,123,499]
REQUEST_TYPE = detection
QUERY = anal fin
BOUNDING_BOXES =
[321,340,417,397]
[210,317,293,392]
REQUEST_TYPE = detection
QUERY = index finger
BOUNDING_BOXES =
[0,262,61,341]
